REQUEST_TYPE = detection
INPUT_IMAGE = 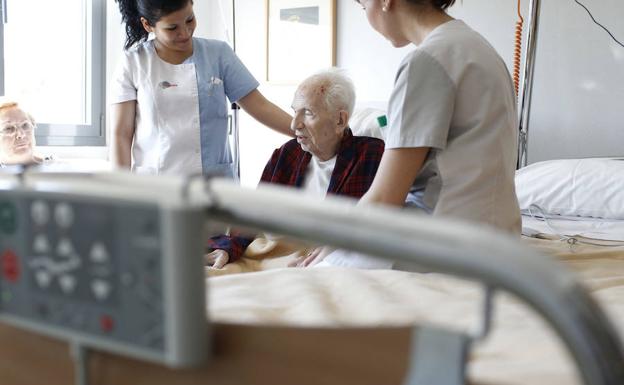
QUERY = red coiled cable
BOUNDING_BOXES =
[513,0,524,97]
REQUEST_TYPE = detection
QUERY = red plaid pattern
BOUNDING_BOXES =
[207,128,384,261]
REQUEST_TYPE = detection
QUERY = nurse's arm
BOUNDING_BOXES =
[360,147,430,206]
[111,101,137,169]
[237,89,294,137]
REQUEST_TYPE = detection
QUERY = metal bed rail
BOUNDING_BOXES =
[197,178,624,385]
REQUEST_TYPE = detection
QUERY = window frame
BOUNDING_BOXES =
[0,0,106,146]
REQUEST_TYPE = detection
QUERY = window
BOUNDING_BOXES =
[0,0,105,145]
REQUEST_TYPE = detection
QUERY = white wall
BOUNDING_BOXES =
[523,0,624,162]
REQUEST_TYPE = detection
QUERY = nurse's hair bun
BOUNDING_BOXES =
[115,0,191,50]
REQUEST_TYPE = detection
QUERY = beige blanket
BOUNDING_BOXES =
[206,235,624,385]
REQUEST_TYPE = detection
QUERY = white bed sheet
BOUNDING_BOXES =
[522,214,624,242]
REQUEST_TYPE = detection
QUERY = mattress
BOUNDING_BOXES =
[206,236,624,385]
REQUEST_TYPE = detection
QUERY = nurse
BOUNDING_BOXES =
[356,0,521,233]
[111,0,292,176]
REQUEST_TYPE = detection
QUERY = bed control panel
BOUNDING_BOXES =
[0,173,208,368]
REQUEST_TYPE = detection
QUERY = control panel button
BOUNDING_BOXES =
[33,234,50,254]
[35,270,52,288]
[59,274,77,294]
[91,279,111,301]
[1,250,20,282]
[56,239,74,257]
[100,315,115,333]
[89,242,109,263]
[0,202,17,234]
[31,200,50,226]
[54,203,74,228]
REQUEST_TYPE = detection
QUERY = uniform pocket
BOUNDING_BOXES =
[199,77,228,118]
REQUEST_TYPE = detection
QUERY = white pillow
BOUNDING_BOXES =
[515,158,624,219]
[349,107,386,140]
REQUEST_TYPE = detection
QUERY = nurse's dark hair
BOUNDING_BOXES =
[405,0,457,10]
[115,0,192,50]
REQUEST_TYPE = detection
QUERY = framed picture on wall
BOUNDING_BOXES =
[266,0,336,84]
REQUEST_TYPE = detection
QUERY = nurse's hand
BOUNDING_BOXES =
[204,249,230,269]
[289,246,334,268]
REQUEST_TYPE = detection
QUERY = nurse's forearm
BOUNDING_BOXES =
[113,136,132,169]
[238,89,294,137]
[360,147,429,206]
[111,101,137,169]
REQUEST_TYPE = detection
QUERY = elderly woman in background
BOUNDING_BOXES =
[0,99,49,166]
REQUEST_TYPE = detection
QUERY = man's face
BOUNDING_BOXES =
[290,82,343,161]
[0,107,35,163]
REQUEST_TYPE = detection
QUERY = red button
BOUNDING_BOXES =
[1,250,20,283]
[100,315,114,333]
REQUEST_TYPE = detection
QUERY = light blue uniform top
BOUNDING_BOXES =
[184,38,259,177]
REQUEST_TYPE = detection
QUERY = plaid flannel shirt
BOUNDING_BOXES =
[207,128,384,261]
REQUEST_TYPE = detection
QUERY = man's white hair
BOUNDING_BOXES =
[304,68,356,117]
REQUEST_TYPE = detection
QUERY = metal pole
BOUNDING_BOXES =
[231,102,241,179]
[231,0,236,52]
[230,0,241,179]
[517,0,541,168]
[0,0,6,96]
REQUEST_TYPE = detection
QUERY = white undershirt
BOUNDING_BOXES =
[303,155,336,198]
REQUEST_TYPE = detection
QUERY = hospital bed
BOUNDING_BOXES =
[0,170,623,385]
[2,3,623,382]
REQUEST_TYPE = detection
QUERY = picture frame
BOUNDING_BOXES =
[265,0,337,84]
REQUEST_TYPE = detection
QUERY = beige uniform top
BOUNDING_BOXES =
[385,20,521,234]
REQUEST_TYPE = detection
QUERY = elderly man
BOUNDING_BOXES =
[0,99,48,166]
[205,70,384,268]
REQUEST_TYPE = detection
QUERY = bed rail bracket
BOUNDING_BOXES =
[402,326,471,385]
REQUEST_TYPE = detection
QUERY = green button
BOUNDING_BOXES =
[0,202,17,234]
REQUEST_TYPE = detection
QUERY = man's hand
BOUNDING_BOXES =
[289,246,335,268]
[204,249,230,269]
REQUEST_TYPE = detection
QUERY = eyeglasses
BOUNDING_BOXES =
[0,121,35,137]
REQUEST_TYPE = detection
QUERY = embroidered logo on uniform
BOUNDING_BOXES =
[159,81,178,89]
